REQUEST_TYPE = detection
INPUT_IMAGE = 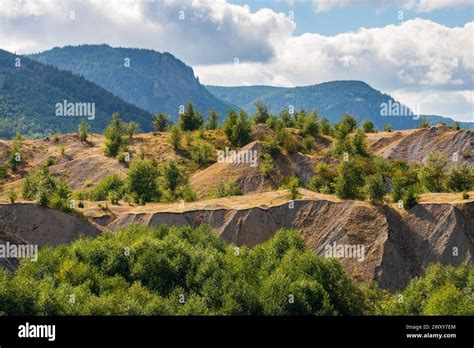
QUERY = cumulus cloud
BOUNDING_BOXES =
[0,0,295,64]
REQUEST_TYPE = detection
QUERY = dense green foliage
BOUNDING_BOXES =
[375,263,473,315]
[0,226,366,315]
[0,224,470,316]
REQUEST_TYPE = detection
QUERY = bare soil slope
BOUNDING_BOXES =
[367,125,473,164]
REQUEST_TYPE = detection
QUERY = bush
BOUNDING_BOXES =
[161,161,185,194]
[262,138,281,157]
[104,113,127,157]
[301,136,316,153]
[209,180,242,198]
[281,176,301,200]
[190,141,215,167]
[417,119,430,128]
[361,120,374,133]
[418,152,447,192]
[260,154,276,178]
[206,108,219,130]
[127,159,160,203]
[21,167,56,206]
[7,190,17,204]
[402,186,418,209]
[303,113,319,137]
[447,162,473,192]
[178,101,203,131]
[253,100,270,124]
[307,162,336,193]
[44,157,55,167]
[107,191,120,205]
[334,160,364,199]
[364,174,387,204]
[0,164,7,179]
[462,191,470,200]
[7,145,21,171]
[319,117,332,136]
[152,112,170,132]
[88,174,125,201]
[168,125,182,151]
[223,110,252,147]
[383,124,392,132]
[79,120,89,143]
[49,179,72,212]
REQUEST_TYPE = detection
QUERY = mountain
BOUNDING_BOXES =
[207,81,473,130]
[30,44,234,120]
[0,49,152,138]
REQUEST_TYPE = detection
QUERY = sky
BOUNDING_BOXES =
[0,0,473,121]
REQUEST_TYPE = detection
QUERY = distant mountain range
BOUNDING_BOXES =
[0,44,470,139]
[30,44,234,120]
[207,82,473,130]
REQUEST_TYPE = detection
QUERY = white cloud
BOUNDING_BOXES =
[0,0,294,64]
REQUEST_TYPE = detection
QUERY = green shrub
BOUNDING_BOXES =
[88,174,125,201]
[307,162,336,193]
[206,108,219,130]
[383,124,392,132]
[364,174,387,204]
[0,164,7,179]
[127,159,160,203]
[79,120,89,143]
[334,160,364,199]
[209,180,242,198]
[447,162,473,192]
[319,117,332,136]
[49,179,72,212]
[301,136,316,153]
[168,125,182,150]
[418,152,447,192]
[104,113,127,157]
[152,112,170,132]
[7,190,17,204]
[178,101,203,131]
[44,157,55,167]
[361,119,374,133]
[402,186,418,209]
[462,191,470,200]
[253,100,270,124]
[21,167,56,206]
[223,110,252,147]
[260,153,276,177]
[190,141,215,167]
[281,176,301,200]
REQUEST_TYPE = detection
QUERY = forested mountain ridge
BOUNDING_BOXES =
[30,44,235,120]
[0,49,152,138]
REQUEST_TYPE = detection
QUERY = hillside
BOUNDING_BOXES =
[207,81,474,130]
[0,49,152,138]
[30,44,234,120]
